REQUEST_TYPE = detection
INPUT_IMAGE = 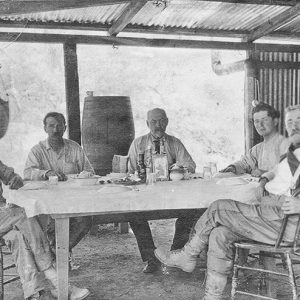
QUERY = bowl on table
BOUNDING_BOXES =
[69,174,100,186]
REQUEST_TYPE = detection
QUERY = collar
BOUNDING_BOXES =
[45,138,66,151]
[149,133,166,142]
[289,142,300,152]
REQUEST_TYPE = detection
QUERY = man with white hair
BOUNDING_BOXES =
[155,105,300,299]
[128,108,199,273]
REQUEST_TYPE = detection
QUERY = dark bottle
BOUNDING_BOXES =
[160,139,165,154]
[137,153,146,182]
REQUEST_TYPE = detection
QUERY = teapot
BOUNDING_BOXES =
[169,164,185,181]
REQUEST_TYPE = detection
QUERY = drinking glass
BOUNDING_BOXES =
[209,162,218,176]
[203,166,212,180]
[146,173,156,185]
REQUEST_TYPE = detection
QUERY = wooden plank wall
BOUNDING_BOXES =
[247,50,300,148]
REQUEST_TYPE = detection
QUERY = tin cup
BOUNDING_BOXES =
[203,166,212,180]
[48,175,58,185]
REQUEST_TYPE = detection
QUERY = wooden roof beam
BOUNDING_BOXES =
[186,0,297,6]
[0,0,131,16]
[244,3,300,42]
[1,31,300,52]
[108,0,148,36]
[196,0,296,5]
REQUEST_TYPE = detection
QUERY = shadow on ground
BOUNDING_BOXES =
[4,219,299,299]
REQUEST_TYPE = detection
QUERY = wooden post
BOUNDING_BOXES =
[63,41,81,144]
[244,57,260,152]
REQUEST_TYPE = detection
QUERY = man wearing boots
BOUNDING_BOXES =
[127,108,201,273]
[155,104,300,299]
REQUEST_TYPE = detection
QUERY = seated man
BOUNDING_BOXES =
[155,104,300,299]
[127,108,201,273]
[221,102,288,177]
[1,162,90,300]
[24,112,94,256]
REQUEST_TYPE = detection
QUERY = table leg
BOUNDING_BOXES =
[55,218,69,300]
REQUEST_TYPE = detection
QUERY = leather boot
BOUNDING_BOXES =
[203,271,227,300]
[154,234,205,272]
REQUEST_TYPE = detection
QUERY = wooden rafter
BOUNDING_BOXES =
[245,3,300,42]
[2,20,300,41]
[1,31,300,52]
[108,0,148,36]
[0,20,247,38]
[0,0,131,16]
[194,0,296,5]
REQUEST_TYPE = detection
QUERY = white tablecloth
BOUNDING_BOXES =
[7,178,259,218]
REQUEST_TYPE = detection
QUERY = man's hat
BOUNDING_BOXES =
[0,98,9,139]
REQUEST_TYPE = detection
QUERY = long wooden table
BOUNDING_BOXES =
[7,177,258,300]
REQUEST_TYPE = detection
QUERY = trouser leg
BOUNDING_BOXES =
[41,216,92,252]
[0,207,53,298]
[69,217,92,249]
[193,198,297,247]
[203,226,248,299]
[129,219,156,262]
[0,206,26,236]
[4,230,46,299]
[3,214,53,299]
[171,210,203,250]
[207,226,242,276]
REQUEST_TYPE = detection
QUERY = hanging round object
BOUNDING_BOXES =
[0,98,9,139]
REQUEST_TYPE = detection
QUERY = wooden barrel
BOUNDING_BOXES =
[82,96,135,176]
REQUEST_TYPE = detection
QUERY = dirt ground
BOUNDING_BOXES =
[4,219,299,300]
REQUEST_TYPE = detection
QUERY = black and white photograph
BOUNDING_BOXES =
[1,1,300,299]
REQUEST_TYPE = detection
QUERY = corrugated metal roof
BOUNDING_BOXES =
[278,14,300,34]
[0,0,299,37]
[0,4,127,24]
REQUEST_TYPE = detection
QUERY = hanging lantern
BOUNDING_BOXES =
[0,98,9,139]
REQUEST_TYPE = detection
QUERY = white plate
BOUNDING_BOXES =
[216,177,249,186]
[97,185,132,193]
[70,176,100,186]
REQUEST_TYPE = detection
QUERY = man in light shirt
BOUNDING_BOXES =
[221,102,288,177]
[0,104,89,299]
[24,112,94,256]
[155,105,300,299]
[127,108,200,273]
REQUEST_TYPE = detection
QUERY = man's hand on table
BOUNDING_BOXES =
[251,168,265,177]
[9,174,24,189]
[45,170,67,181]
[219,165,236,174]
[281,196,300,215]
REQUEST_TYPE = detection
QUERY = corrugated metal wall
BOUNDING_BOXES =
[252,51,300,136]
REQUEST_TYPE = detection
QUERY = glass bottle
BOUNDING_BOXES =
[137,153,146,182]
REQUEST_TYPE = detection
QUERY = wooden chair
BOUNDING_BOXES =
[231,211,300,300]
[0,238,19,300]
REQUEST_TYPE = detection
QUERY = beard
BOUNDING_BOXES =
[154,129,164,138]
